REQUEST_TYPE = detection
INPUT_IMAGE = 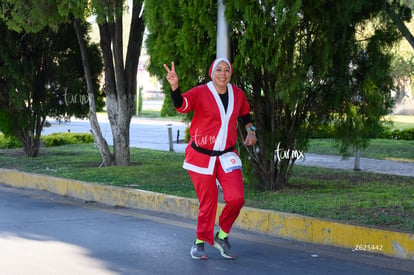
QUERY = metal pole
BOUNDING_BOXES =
[354,146,361,171]
[216,0,229,193]
[217,0,230,59]
[167,124,174,152]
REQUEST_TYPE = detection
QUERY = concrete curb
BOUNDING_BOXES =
[1,168,413,261]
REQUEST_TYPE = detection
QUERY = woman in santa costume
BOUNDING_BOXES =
[163,58,257,260]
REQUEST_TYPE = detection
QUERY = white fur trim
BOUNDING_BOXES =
[183,157,216,175]
[182,82,235,175]
[182,97,189,112]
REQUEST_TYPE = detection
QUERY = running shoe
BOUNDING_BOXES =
[190,242,207,260]
[213,232,236,259]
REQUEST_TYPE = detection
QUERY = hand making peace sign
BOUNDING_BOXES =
[163,61,179,91]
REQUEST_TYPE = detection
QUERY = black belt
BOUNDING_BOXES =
[191,141,234,156]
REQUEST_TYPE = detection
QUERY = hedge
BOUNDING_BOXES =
[41,132,94,147]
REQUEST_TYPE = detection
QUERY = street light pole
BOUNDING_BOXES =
[216,0,230,59]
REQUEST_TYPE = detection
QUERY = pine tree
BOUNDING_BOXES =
[0,21,103,157]
[145,0,217,117]
[146,0,405,190]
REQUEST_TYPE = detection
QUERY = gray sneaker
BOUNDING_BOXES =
[213,232,236,259]
[190,242,207,260]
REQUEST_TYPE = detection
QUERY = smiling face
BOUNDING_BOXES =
[212,61,232,93]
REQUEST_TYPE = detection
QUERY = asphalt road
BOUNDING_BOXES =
[1,185,413,275]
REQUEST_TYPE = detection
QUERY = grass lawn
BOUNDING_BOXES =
[1,143,413,233]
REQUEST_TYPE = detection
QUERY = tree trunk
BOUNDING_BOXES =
[16,115,44,157]
[18,129,40,157]
[110,113,131,166]
[97,2,145,166]
[73,18,113,167]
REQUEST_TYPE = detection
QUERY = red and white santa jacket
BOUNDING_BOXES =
[175,81,250,175]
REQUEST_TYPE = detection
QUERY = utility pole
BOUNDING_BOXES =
[216,0,230,59]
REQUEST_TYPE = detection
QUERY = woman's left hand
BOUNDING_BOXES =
[244,132,257,146]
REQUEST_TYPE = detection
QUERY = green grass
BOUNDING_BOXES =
[0,144,413,232]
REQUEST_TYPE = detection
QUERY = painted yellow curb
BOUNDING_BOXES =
[1,168,413,260]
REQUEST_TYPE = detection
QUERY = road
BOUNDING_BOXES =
[1,185,412,275]
[42,100,188,153]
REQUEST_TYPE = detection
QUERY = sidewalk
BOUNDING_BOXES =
[297,153,414,177]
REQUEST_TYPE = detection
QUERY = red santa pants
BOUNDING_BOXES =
[188,157,245,245]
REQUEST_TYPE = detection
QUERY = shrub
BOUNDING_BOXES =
[379,127,393,139]
[393,128,414,140]
[0,133,22,149]
[312,124,414,141]
[160,92,178,117]
[184,126,190,143]
[379,127,414,140]
[41,132,94,147]
[72,133,94,143]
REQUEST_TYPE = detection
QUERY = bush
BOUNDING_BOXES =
[184,126,190,143]
[0,133,22,149]
[379,127,393,139]
[312,124,414,141]
[379,127,414,140]
[392,128,414,140]
[160,92,178,117]
[41,132,94,147]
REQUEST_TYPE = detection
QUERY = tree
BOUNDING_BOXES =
[225,1,401,190]
[145,1,217,94]
[0,0,146,166]
[145,0,217,123]
[0,20,103,157]
[332,34,396,157]
[391,56,414,104]
[385,0,414,50]
[145,0,401,191]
